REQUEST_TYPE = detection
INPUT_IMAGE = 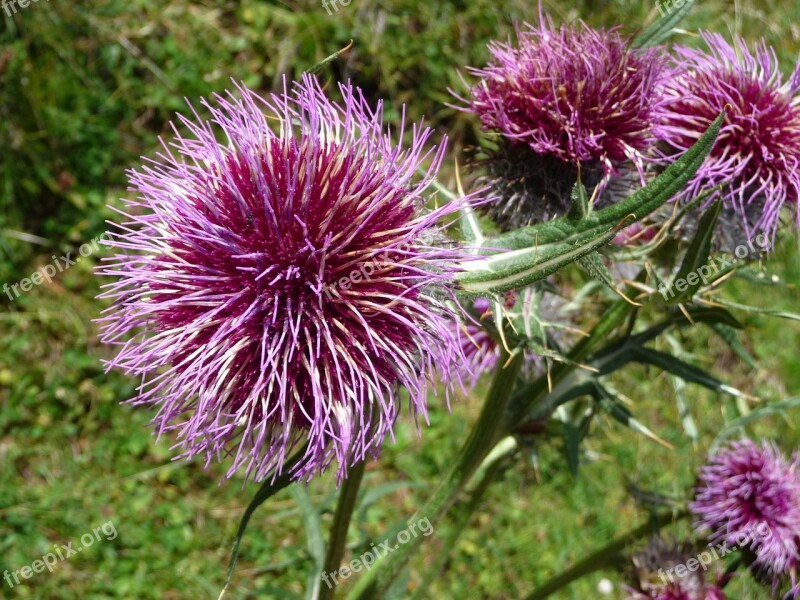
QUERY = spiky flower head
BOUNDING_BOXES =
[659,32,800,244]
[690,440,800,577]
[97,75,474,484]
[626,536,729,600]
[460,17,668,229]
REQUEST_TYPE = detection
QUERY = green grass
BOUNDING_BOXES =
[2,1,800,598]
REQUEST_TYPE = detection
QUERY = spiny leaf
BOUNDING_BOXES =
[633,0,698,49]
[456,113,723,295]
[709,323,758,369]
[596,385,673,448]
[709,298,800,322]
[306,40,354,74]
[669,201,723,303]
[486,112,724,252]
[456,218,628,295]
[566,179,590,221]
[632,346,750,399]
[711,397,800,450]
[577,252,620,293]
[672,376,699,442]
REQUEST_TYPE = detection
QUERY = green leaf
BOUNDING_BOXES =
[711,397,800,450]
[455,112,724,295]
[709,323,758,369]
[633,0,698,48]
[669,201,723,303]
[596,385,672,448]
[566,179,590,221]
[577,252,618,292]
[456,220,627,295]
[710,298,800,322]
[306,40,354,74]
[218,446,308,600]
[672,376,699,442]
[486,112,724,252]
[681,306,743,330]
[632,346,749,398]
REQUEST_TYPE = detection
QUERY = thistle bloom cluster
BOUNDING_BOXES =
[462,19,800,245]
[660,32,800,243]
[690,440,800,591]
[97,76,474,484]
[460,17,668,228]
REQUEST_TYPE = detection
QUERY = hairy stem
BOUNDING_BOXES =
[320,459,366,600]
[346,350,524,600]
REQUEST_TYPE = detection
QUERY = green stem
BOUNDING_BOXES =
[346,350,524,600]
[219,444,309,600]
[522,510,689,600]
[409,437,518,600]
[319,459,366,600]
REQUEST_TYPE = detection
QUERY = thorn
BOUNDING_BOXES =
[502,347,522,369]
[678,303,695,325]
[546,359,553,394]
[454,157,466,198]
[612,284,642,306]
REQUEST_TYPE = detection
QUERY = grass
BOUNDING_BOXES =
[2,0,800,598]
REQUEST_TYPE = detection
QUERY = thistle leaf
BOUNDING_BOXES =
[456,113,724,295]
[709,323,758,369]
[485,112,724,252]
[711,397,800,451]
[632,346,750,399]
[633,0,698,49]
[669,201,723,303]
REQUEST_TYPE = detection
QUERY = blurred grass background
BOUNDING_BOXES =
[1,0,799,598]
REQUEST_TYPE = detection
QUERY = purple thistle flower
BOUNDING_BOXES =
[457,17,668,229]
[690,440,800,578]
[626,536,729,600]
[97,75,475,484]
[659,32,800,243]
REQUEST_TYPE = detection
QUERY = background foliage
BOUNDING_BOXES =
[1,1,799,598]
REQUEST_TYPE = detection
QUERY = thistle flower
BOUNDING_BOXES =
[97,76,475,484]
[626,536,729,600]
[659,32,800,244]
[459,17,668,229]
[690,440,800,577]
